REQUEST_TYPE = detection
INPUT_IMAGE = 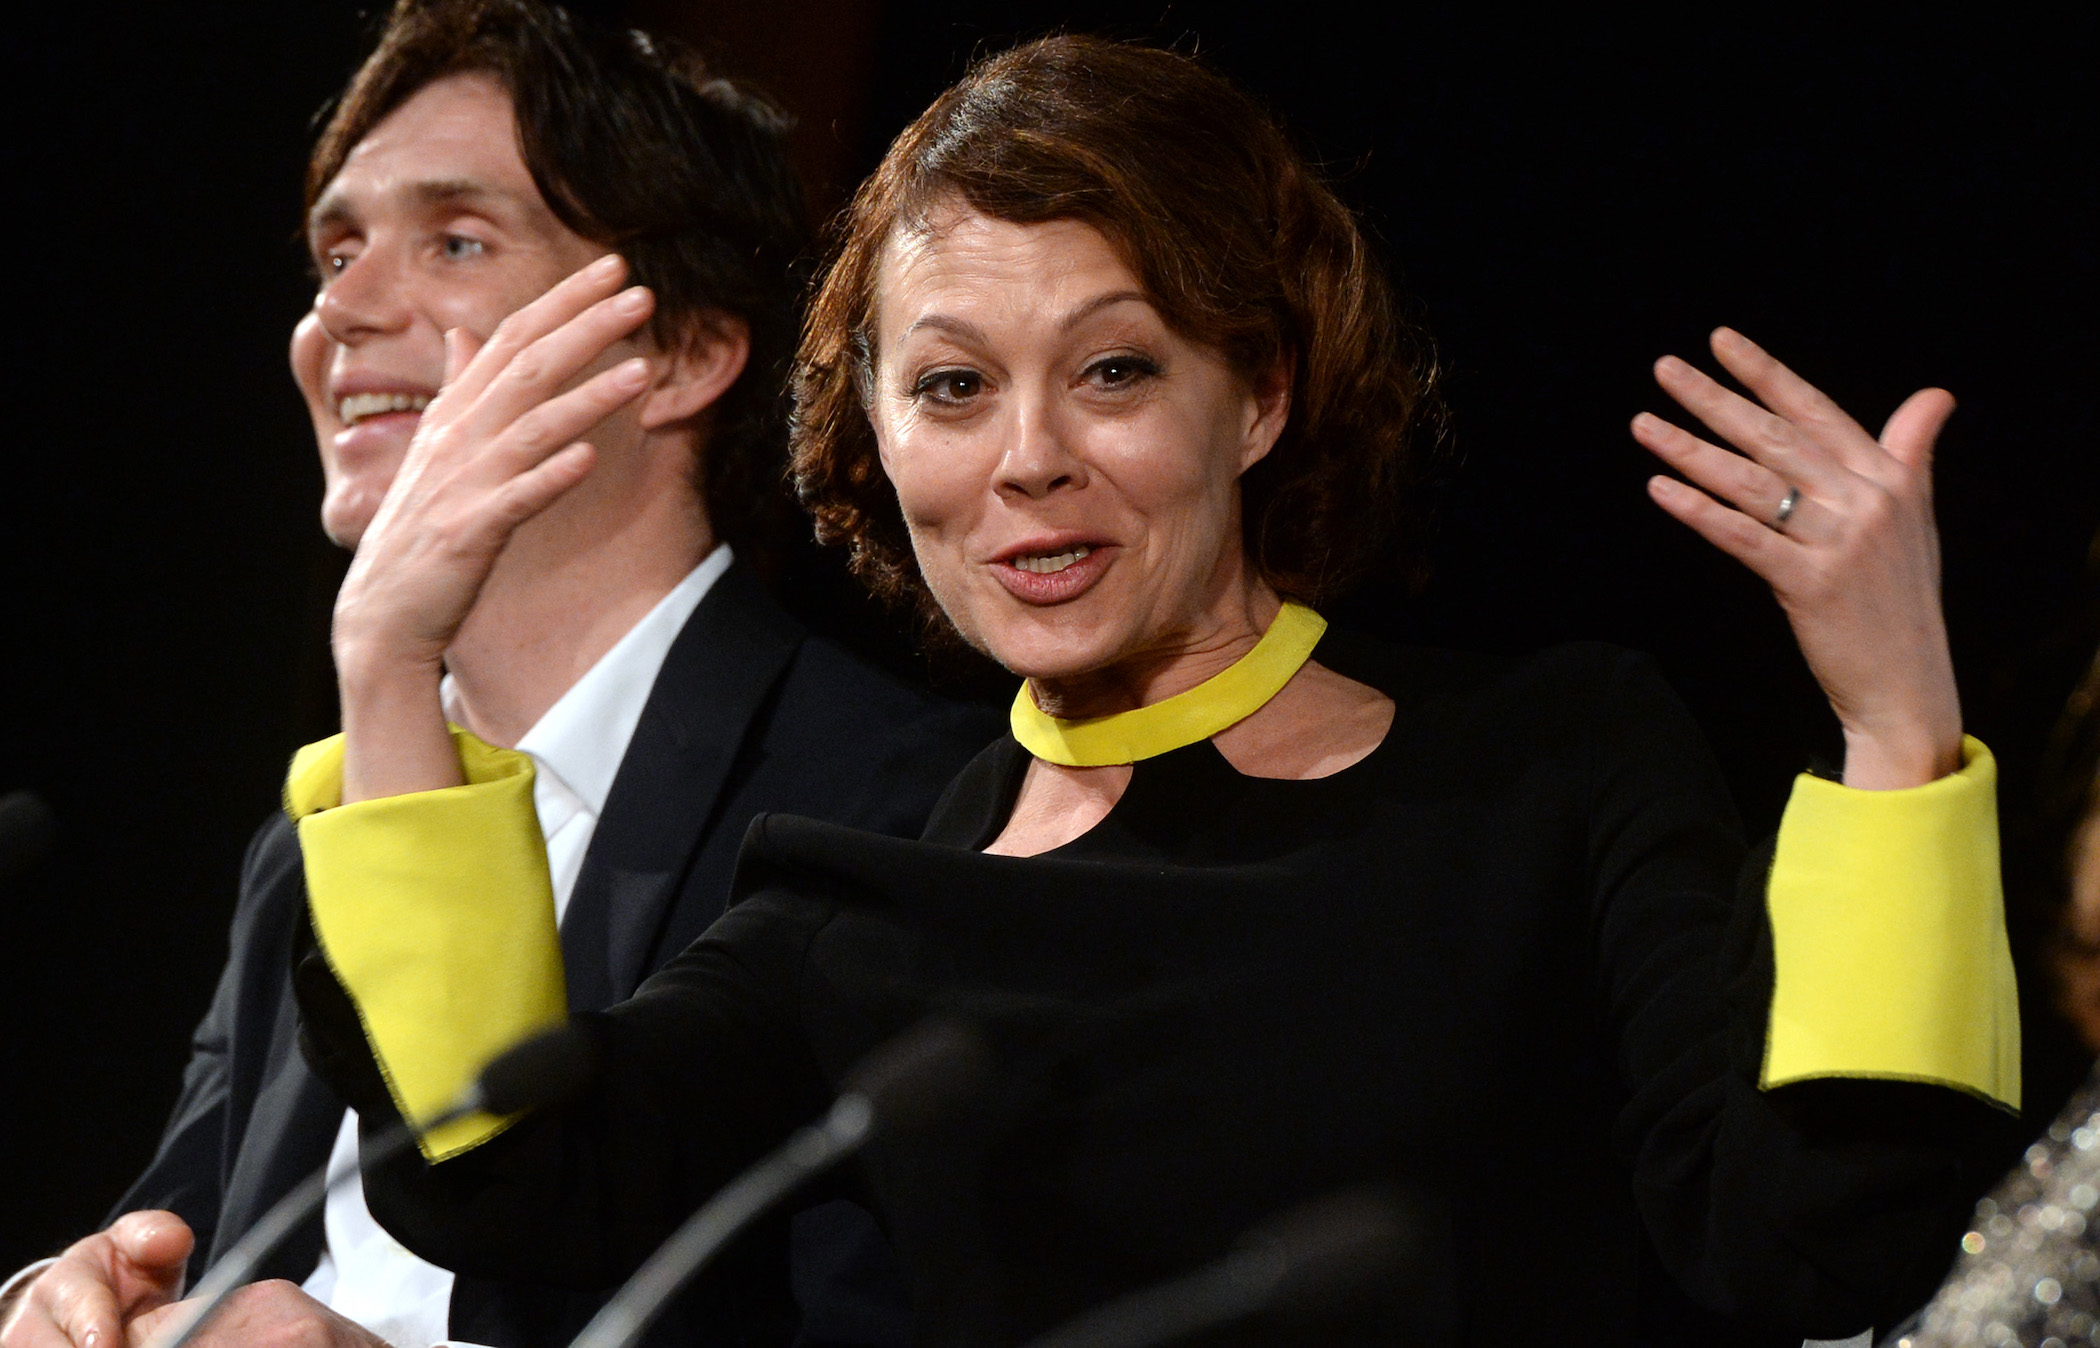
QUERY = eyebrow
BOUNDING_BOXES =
[306,177,519,235]
[1057,290,1150,332]
[901,290,1154,345]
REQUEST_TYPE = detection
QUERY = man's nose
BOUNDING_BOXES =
[994,394,1088,500]
[314,248,412,344]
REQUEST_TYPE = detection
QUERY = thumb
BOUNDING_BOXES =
[107,1213,193,1299]
[1879,386,1956,474]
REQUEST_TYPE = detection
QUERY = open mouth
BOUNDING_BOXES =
[1009,545,1093,575]
[338,391,432,426]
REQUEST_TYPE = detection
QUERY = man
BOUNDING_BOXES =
[0,4,992,1347]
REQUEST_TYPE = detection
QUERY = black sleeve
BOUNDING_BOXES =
[1584,649,2013,1335]
[296,888,836,1289]
[110,815,292,1262]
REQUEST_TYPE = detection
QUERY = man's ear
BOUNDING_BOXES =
[638,313,752,431]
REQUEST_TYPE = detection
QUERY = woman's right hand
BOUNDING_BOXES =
[332,253,656,802]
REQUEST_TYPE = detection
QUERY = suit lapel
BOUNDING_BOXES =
[560,563,803,1012]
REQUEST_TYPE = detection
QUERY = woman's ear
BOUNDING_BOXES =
[638,313,752,430]
[1239,353,1295,473]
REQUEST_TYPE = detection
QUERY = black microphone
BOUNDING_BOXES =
[1016,1189,1416,1348]
[565,1018,992,1348]
[0,789,56,883]
[152,1023,600,1348]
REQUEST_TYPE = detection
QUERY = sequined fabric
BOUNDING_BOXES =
[1893,1066,2100,1348]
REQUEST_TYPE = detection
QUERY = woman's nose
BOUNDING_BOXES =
[315,249,412,345]
[994,397,1087,499]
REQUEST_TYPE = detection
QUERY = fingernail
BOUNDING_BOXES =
[615,287,650,314]
[591,254,623,277]
[617,357,651,385]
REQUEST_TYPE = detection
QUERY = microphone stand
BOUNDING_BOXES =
[1015,1189,1413,1348]
[152,1024,597,1348]
[564,1093,875,1348]
[566,1019,988,1348]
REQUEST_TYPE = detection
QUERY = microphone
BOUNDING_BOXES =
[1016,1189,1416,1348]
[565,1018,991,1348]
[0,789,56,883]
[151,1023,599,1348]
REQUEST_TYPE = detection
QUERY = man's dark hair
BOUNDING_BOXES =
[309,0,811,567]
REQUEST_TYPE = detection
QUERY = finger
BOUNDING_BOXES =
[1646,475,1804,588]
[1631,411,1807,533]
[1878,386,1955,476]
[1705,328,1881,471]
[462,285,655,436]
[482,442,598,535]
[1650,354,1854,495]
[42,1272,121,1348]
[442,327,484,389]
[445,253,628,405]
[107,1215,191,1277]
[475,358,651,477]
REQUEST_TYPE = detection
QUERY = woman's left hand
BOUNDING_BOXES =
[1632,327,1961,790]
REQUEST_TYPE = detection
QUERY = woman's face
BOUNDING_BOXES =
[867,206,1289,684]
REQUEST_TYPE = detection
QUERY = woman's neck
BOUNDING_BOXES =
[1027,585,1283,721]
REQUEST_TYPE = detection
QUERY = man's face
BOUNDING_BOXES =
[295,73,608,547]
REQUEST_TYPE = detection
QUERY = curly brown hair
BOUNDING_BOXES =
[790,35,1446,634]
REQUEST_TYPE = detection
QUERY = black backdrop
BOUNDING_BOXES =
[3,2,2094,1277]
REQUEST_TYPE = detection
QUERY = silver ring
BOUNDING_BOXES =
[1774,486,1800,528]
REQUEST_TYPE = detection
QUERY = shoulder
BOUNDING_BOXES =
[1325,629,1681,733]
[771,634,1004,764]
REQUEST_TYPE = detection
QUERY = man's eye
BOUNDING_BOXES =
[311,250,353,286]
[913,370,983,403]
[442,235,487,261]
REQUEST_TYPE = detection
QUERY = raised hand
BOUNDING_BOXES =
[1,1212,192,1348]
[331,252,656,802]
[1632,327,1961,790]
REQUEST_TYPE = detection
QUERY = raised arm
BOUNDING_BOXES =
[330,252,655,802]
[1632,326,1960,789]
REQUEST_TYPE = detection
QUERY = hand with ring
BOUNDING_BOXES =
[1631,327,1962,790]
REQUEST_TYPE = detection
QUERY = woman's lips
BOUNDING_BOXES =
[991,544,1114,605]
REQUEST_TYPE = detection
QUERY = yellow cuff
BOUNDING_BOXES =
[1763,735,2020,1111]
[289,730,567,1159]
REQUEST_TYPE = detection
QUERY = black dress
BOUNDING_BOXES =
[298,636,2014,1346]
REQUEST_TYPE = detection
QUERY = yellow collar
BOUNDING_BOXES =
[1009,602,1328,767]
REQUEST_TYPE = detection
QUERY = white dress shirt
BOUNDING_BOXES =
[301,547,731,1348]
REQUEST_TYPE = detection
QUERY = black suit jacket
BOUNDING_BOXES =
[116,563,998,1348]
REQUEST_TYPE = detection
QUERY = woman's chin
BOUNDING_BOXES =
[971,618,1131,688]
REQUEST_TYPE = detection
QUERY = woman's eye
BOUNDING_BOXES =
[441,235,487,261]
[913,370,984,403]
[1085,355,1160,388]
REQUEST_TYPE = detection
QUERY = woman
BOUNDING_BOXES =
[289,37,2015,1346]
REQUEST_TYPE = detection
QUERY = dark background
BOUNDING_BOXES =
[3,2,2094,1271]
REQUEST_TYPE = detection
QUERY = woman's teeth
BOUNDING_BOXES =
[338,392,432,425]
[1012,546,1093,575]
